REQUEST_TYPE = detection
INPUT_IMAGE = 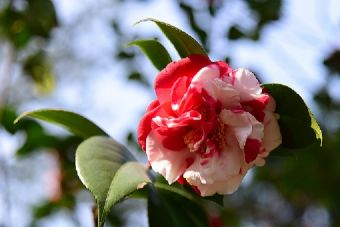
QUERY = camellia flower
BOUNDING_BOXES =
[138,54,282,196]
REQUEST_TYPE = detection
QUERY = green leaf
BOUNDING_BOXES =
[136,18,206,58]
[26,0,58,38]
[128,39,172,71]
[14,109,108,139]
[0,106,19,134]
[127,71,150,87]
[23,50,55,94]
[148,182,209,227]
[75,136,151,227]
[262,84,322,149]
[104,161,151,210]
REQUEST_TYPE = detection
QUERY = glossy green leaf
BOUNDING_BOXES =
[136,18,206,58]
[14,109,108,139]
[128,39,172,71]
[148,182,209,227]
[262,84,322,149]
[75,136,150,227]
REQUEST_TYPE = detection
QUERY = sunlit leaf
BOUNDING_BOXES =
[136,18,206,58]
[15,109,108,139]
[75,136,150,227]
[128,39,172,71]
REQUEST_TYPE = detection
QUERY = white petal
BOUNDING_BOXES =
[219,109,264,149]
[183,145,245,196]
[232,68,263,102]
[146,130,191,184]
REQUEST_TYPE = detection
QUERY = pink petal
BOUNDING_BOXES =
[189,65,240,108]
[190,64,220,92]
[262,111,282,153]
[206,79,240,109]
[265,94,276,112]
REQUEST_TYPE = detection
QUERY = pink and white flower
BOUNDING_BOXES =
[138,54,281,196]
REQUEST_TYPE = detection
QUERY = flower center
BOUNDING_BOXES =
[209,118,227,151]
[183,128,203,153]
[183,117,226,154]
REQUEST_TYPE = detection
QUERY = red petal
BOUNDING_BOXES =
[215,61,232,76]
[250,109,265,122]
[152,110,201,128]
[177,175,187,185]
[155,127,188,151]
[178,87,204,114]
[242,95,269,110]
[155,54,211,108]
[171,76,190,113]
[137,100,161,151]
[244,138,262,163]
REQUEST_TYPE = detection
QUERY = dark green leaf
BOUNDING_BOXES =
[148,182,209,227]
[116,50,135,59]
[262,84,322,149]
[75,136,150,227]
[128,39,172,71]
[323,49,340,74]
[0,106,19,134]
[227,25,246,40]
[127,71,150,87]
[136,18,206,58]
[14,109,108,139]
[26,0,58,38]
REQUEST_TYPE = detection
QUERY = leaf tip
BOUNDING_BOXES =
[134,17,154,26]
[13,111,29,125]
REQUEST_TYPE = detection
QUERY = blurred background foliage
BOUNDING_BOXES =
[0,0,339,227]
